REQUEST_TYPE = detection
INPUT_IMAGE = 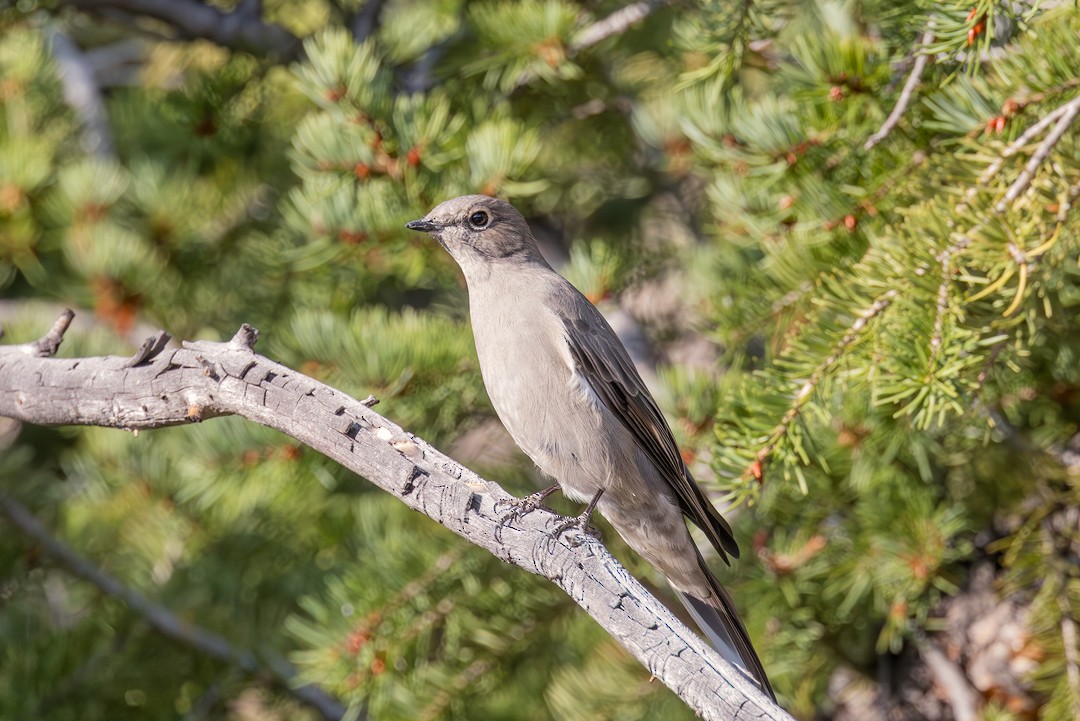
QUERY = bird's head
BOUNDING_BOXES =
[406,195,547,273]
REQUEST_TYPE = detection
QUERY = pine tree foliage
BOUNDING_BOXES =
[675,2,1080,715]
[2,0,1079,719]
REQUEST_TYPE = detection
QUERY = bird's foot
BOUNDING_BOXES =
[548,488,604,547]
[550,511,602,544]
[494,485,561,543]
[495,484,561,521]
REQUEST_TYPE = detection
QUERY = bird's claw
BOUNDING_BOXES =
[550,512,601,546]
[494,486,561,544]
[495,490,551,521]
[547,488,603,547]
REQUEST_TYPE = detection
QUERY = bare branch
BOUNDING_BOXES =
[864,30,934,151]
[0,315,791,721]
[0,493,347,721]
[571,0,673,52]
[61,0,301,60]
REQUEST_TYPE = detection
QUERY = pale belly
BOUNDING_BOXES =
[470,304,615,504]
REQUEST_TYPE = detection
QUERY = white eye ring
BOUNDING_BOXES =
[468,210,490,229]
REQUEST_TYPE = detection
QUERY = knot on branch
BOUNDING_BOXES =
[123,330,172,368]
[230,324,260,350]
[22,309,75,358]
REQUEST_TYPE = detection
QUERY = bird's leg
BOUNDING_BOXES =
[552,488,604,541]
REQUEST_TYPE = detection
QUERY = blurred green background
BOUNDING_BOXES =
[1,1,1079,719]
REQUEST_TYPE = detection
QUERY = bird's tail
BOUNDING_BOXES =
[675,550,776,702]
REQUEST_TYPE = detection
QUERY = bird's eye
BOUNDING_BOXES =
[468,210,490,229]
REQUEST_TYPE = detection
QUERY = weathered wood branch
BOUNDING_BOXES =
[0,314,791,721]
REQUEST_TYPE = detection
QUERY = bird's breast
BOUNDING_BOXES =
[468,286,611,500]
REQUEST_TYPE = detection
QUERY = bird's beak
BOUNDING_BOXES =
[405,219,439,233]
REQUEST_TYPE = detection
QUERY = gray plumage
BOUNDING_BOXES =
[406,195,774,700]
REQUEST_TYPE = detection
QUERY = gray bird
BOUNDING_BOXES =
[406,195,774,700]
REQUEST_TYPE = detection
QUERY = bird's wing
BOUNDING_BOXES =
[559,288,740,562]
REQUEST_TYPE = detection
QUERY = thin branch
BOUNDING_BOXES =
[757,290,897,466]
[0,493,347,721]
[61,0,301,60]
[0,315,792,721]
[47,27,116,158]
[929,235,973,367]
[864,30,934,151]
[570,0,673,52]
[976,100,1073,187]
[508,0,672,91]
[996,95,1080,212]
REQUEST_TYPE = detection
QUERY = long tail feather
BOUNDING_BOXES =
[674,552,776,701]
